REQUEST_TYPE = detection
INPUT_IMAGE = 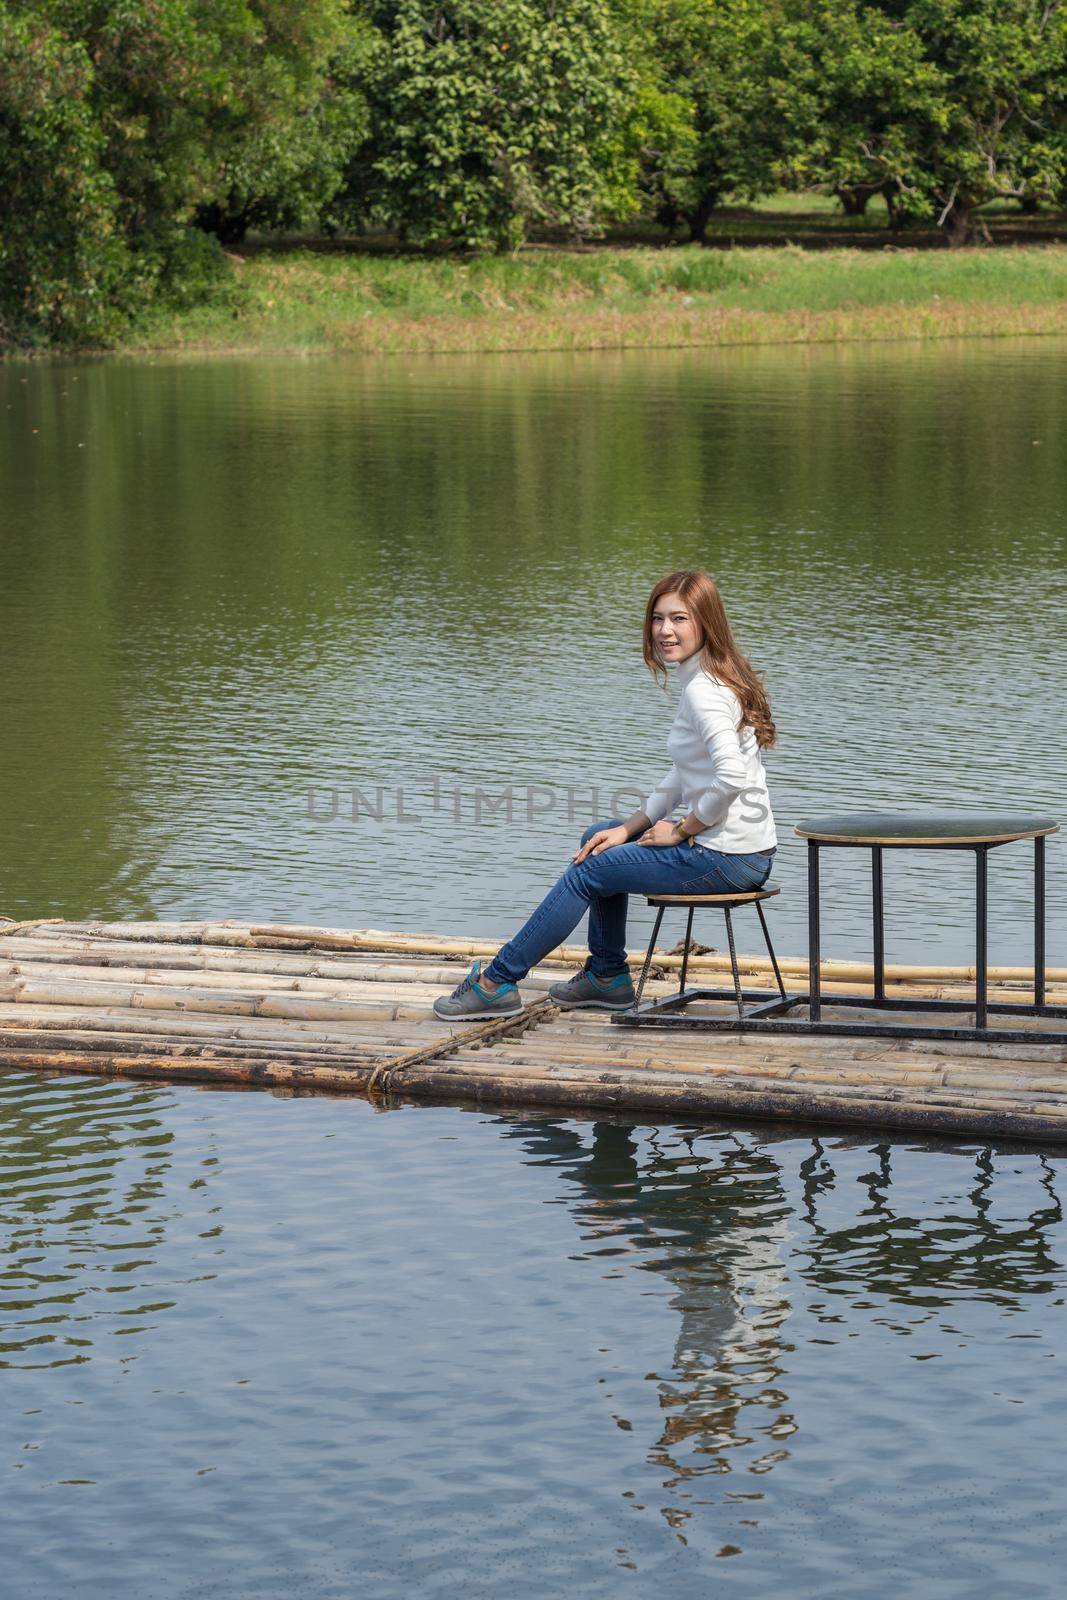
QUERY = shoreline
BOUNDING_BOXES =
[117,298,1067,359]
[9,240,1067,361]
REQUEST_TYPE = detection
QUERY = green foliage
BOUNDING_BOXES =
[0,7,125,346]
[45,0,371,247]
[6,0,1067,350]
[779,0,1067,243]
[1,0,372,343]
[617,0,797,239]
[902,0,1067,241]
[621,0,1067,245]
[349,0,639,250]
[44,0,241,239]
[193,2,376,243]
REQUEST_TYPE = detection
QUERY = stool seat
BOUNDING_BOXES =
[647,884,780,907]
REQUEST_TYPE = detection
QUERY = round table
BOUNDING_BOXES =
[794,811,1060,1034]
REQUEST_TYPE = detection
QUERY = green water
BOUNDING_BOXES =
[2,339,1064,965]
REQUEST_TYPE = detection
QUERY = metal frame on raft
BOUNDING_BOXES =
[613,816,1067,1047]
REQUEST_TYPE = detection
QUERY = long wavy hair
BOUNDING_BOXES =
[643,569,777,749]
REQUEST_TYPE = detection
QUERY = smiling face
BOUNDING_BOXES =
[650,590,702,665]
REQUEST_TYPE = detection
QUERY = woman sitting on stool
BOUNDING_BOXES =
[434,568,778,1019]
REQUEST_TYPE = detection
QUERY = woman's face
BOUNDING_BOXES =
[651,591,702,664]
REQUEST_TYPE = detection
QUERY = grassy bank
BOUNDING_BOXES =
[119,237,1067,357]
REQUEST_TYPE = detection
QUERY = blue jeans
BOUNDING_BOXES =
[485,818,776,985]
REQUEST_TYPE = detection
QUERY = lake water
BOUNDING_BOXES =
[3,1071,1066,1599]
[2,337,1066,1596]
[2,339,1065,965]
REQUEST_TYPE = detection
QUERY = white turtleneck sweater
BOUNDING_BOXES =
[642,650,778,854]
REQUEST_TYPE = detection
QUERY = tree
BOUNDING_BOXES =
[2,0,375,340]
[903,0,1067,245]
[767,0,943,230]
[348,0,638,250]
[780,0,1067,246]
[0,7,124,346]
[193,2,376,245]
[621,0,792,242]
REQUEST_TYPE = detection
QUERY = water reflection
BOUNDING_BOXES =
[798,1138,1064,1302]
[496,1114,1065,1535]
[0,1074,198,1369]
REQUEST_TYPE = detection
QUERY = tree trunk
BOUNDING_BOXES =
[836,185,878,217]
[882,182,906,232]
[686,188,719,243]
[655,196,683,235]
[941,197,975,247]
[193,202,250,247]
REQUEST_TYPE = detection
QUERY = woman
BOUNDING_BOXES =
[434,569,777,1020]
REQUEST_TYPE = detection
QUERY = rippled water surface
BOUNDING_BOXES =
[1,339,1065,963]
[3,341,1067,1595]
[3,1071,1067,1599]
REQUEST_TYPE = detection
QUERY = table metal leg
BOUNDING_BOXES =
[872,845,885,1003]
[1035,834,1046,1012]
[808,840,821,1023]
[678,905,695,994]
[975,845,988,1030]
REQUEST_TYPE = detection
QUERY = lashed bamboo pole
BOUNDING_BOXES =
[4,1041,1067,1143]
[0,1007,445,1049]
[3,953,1065,1009]
[7,918,1065,987]
[5,1004,1064,1081]
[0,1028,386,1065]
[247,926,1067,986]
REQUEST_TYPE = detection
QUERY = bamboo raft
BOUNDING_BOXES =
[3,915,1067,1144]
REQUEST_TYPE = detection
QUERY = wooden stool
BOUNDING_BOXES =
[612,884,791,1031]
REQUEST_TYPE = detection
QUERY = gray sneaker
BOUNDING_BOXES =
[433,960,524,1021]
[548,967,636,1010]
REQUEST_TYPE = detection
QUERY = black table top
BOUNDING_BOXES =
[794,811,1060,846]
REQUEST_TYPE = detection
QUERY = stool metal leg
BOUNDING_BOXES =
[975,844,988,1031]
[755,899,788,1004]
[633,905,665,1009]
[723,907,745,1021]
[1035,834,1046,1011]
[808,840,822,1023]
[678,905,695,994]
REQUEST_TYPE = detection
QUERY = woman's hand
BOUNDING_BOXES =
[572,824,629,864]
[637,819,684,848]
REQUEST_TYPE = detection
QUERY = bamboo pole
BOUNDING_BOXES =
[4,1041,1067,1143]
[11,918,1067,986]
[3,951,1065,1010]
[0,958,488,997]
[0,1007,443,1049]
[8,1017,1067,1107]
[0,1028,386,1065]
[250,926,1067,985]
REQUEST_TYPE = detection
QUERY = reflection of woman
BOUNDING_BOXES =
[434,569,778,1020]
